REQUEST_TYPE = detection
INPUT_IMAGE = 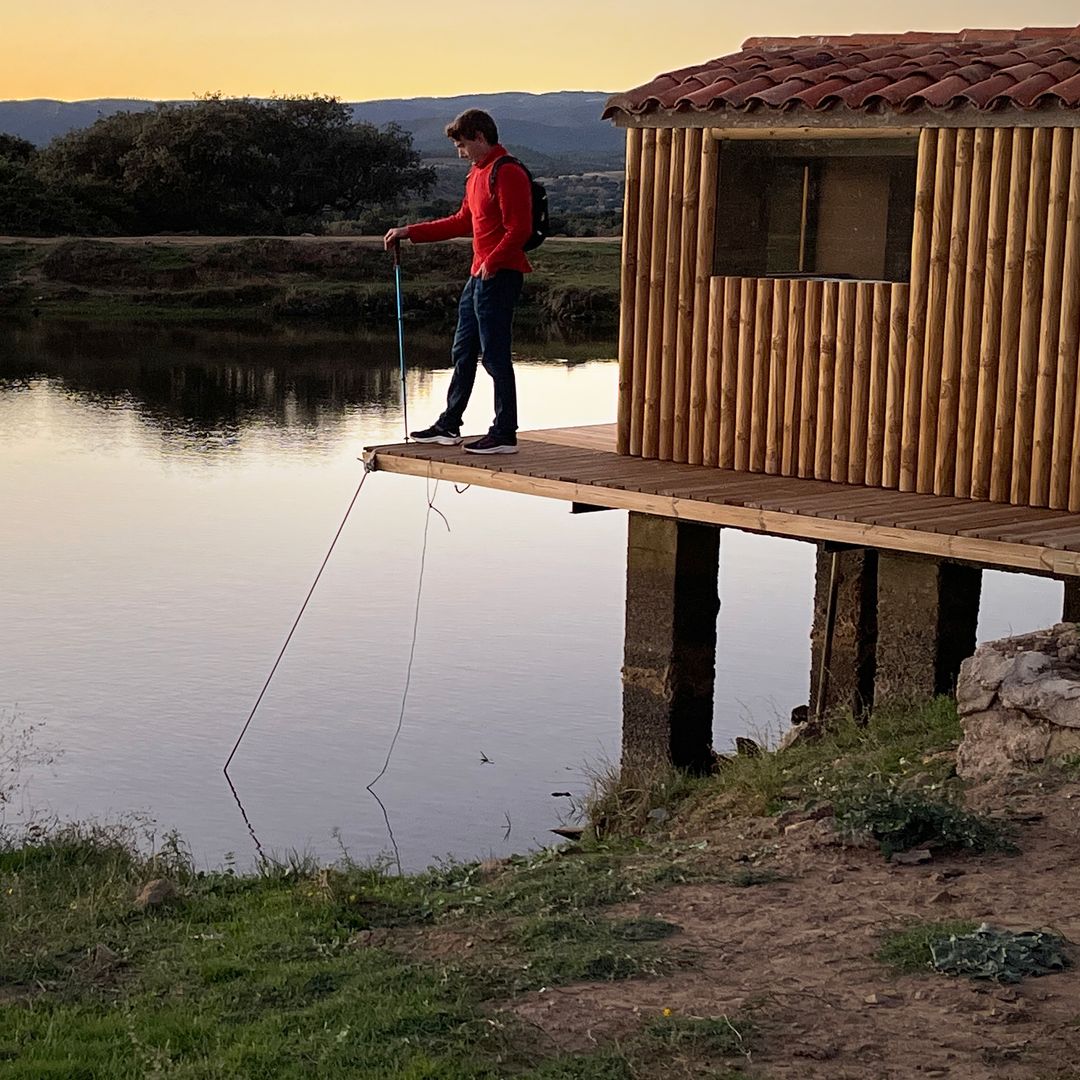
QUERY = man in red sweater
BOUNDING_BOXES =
[384,109,532,454]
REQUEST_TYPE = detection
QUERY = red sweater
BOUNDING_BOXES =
[407,144,533,276]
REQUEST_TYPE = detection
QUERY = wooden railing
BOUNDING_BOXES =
[616,125,1080,510]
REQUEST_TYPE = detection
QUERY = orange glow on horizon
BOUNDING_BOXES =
[3,1,1079,102]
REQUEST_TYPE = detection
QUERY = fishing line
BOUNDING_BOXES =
[367,473,449,791]
[365,472,450,876]
[223,470,370,775]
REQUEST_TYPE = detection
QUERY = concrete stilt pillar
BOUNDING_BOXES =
[875,553,982,703]
[809,545,878,720]
[621,512,720,774]
[1062,578,1080,623]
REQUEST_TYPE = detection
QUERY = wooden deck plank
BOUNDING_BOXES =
[362,431,1080,576]
[521,424,618,452]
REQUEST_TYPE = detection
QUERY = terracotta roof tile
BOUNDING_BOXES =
[604,26,1080,120]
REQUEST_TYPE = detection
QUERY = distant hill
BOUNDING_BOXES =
[0,92,624,173]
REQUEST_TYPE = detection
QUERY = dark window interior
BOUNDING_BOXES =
[713,138,918,283]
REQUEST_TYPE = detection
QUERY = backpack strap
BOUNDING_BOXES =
[489,155,532,195]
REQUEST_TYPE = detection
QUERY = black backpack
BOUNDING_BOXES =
[489,155,549,251]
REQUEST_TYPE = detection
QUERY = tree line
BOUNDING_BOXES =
[0,96,434,236]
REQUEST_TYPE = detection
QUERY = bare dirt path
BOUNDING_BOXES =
[503,779,1080,1079]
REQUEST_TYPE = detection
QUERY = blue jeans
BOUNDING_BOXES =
[438,270,523,438]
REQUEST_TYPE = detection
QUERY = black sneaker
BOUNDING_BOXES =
[409,423,462,445]
[464,433,518,455]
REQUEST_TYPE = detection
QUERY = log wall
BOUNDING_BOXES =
[615,125,1080,508]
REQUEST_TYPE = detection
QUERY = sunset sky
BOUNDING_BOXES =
[3,0,1079,102]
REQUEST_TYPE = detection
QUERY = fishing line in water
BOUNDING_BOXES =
[365,473,451,875]
[223,470,371,776]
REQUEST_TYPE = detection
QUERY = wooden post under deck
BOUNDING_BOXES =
[622,512,720,774]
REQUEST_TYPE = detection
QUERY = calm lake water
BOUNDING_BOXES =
[0,318,1063,870]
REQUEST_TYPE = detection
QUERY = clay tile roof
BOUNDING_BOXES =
[603,25,1080,120]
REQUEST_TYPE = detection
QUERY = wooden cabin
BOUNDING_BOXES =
[367,26,1080,771]
[603,26,1080,507]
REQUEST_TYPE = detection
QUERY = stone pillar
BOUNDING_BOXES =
[622,512,720,774]
[1062,578,1080,623]
[809,545,878,720]
[875,553,982,703]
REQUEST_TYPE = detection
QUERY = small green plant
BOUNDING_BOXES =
[833,779,1013,857]
[879,919,979,973]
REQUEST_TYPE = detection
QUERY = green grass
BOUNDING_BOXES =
[878,919,980,974]
[674,696,964,826]
[0,823,722,1078]
[833,779,1015,857]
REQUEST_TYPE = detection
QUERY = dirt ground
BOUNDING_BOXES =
[502,776,1080,1079]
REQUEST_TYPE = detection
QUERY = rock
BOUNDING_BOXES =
[735,737,763,758]
[646,807,670,824]
[784,819,819,837]
[550,825,585,841]
[890,849,932,865]
[476,857,505,879]
[957,627,1080,779]
[928,889,956,904]
[863,992,903,1007]
[134,879,178,910]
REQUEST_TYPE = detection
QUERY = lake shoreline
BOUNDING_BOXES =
[4,699,1080,1077]
[0,234,621,329]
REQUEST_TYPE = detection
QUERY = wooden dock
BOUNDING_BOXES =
[364,423,1080,577]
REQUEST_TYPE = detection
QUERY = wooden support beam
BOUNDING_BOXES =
[673,127,702,463]
[688,132,720,465]
[616,127,642,456]
[629,129,656,457]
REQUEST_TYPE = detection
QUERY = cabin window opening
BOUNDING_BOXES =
[713,137,918,283]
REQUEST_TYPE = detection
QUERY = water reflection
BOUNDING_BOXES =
[0,319,1064,870]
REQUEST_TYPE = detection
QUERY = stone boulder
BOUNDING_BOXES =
[956,623,1080,779]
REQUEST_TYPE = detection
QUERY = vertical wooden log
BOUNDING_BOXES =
[1010,127,1052,504]
[658,129,685,461]
[642,128,672,460]
[900,128,938,492]
[865,282,891,486]
[734,277,757,471]
[688,132,720,465]
[629,129,656,457]
[831,281,857,482]
[798,280,823,478]
[765,278,789,474]
[673,128,702,464]
[749,279,774,472]
[916,127,957,493]
[1052,129,1080,509]
[990,127,1032,503]
[815,282,839,481]
[971,129,1013,499]
[704,276,724,470]
[782,279,805,475]
[1030,128,1071,506]
[616,127,643,456]
[933,128,972,494]
[955,128,993,496]
[848,282,874,484]
[883,283,910,488]
[717,276,739,468]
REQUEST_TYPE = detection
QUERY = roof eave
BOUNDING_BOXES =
[606,102,1080,130]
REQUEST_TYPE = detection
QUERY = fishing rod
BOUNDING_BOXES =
[392,239,409,441]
